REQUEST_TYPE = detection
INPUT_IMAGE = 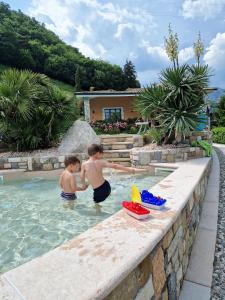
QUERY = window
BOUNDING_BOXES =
[103,108,123,120]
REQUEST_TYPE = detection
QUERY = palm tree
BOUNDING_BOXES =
[0,69,79,150]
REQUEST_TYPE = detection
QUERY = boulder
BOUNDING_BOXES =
[58,120,100,154]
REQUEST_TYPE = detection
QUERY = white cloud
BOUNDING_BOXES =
[178,47,195,64]
[181,0,225,20]
[204,32,225,69]
[204,32,225,87]
[28,0,156,62]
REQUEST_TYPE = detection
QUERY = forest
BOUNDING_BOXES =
[0,2,140,91]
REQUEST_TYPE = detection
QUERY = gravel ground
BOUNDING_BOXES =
[0,147,61,158]
[211,147,225,300]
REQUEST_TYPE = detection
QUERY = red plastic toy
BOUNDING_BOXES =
[122,201,150,220]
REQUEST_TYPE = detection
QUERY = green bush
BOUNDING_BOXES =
[212,127,225,144]
[144,128,163,145]
[0,69,79,150]
[191,140,212,156]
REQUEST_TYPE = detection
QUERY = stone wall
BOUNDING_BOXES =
[0,154,87,171]
[130,146,207,166]
[105,163,210,300]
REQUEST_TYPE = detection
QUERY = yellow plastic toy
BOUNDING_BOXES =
[131,184,142,204]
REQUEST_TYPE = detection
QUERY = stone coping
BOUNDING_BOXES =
[0,157,211,300]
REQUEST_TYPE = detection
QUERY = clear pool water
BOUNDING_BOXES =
[0,173,165,273]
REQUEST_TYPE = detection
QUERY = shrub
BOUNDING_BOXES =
[136,64,210,142]
[191,140,212,156]
[212,127,225,144]
[0,69,79,150]
[214,95,225,126]
[144,128,163,145]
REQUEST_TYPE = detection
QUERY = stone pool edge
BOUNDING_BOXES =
[0,157,211,300]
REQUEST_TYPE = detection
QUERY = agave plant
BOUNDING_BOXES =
[0,69,79,150]
[135,84,166,120]
[136,64,210,142]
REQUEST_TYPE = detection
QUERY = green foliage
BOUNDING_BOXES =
[0,2,138,91]
[215,95,225,126]
[212,127,225,144]
[144,128,163,145]
[0,68,79,150]
[0,64,75,96]
[75,66,82,91]
[136,64,210,142]
[191,140,212,156]
[123,60,140,88]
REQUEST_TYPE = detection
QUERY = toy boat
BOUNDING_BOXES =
[141,190,167,210]
[122,201,150,220]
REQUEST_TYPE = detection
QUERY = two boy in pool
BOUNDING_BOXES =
[60,144,145,206]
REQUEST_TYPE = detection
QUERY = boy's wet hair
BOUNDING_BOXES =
[88,144,103,156]
[64,156,80,167]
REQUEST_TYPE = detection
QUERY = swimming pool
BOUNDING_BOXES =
[0,172,166,273]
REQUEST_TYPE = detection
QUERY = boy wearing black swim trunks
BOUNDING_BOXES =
[80,144,145,204]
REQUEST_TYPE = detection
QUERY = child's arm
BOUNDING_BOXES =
[80,164,87,189]
[102,161,146,173]
[59,174,63,189]
[70,174,87,192]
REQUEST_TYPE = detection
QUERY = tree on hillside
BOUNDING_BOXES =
[75,66,82,91]
[123,60,140,89]
[215,95,225,126]
[0,2,128,91]
[194,32,204,67]
[165,24,179,69]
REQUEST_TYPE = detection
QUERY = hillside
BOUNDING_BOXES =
[0,2,140,91]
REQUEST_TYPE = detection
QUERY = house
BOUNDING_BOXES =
[75,87,218,123]
[75,88,143,122]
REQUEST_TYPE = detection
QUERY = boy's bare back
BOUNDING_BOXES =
[81,160,106,189]
[60,170,76,193]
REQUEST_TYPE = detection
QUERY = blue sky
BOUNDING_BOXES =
[5,0,225,87]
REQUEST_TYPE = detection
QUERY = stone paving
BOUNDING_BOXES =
[211,147,225,300]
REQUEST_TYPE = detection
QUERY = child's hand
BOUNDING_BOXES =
[82,184,88,190]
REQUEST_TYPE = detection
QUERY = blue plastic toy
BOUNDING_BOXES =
[141,190,167,210]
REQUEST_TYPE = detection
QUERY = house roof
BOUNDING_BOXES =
[75,87,218,97]
[75,88,144,97]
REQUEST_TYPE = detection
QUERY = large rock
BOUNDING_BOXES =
[58,120,100,154]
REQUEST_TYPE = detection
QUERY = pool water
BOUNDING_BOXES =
[0,173,165,273]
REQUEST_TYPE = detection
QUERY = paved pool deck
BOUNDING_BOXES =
[179,150,220,300]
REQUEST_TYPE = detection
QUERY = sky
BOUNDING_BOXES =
[4,0,225,87]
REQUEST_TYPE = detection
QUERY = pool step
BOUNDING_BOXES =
[100,134,134,143]
[103,150,131,166]
[102,142,133,150]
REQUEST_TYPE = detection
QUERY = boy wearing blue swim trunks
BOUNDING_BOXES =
[59,156,88,204]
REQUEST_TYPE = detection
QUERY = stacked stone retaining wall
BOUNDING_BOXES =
[131,146,207,166]
[0,154,87,171]
[105,161,211,300]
